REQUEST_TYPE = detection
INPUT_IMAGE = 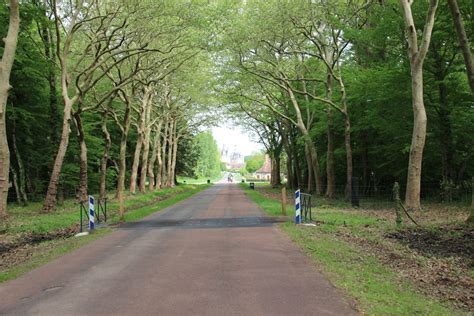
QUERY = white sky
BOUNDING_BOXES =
[212,125,263,157]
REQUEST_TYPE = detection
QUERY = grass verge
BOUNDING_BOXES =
[240,183,465,316]
[0,228,110,283]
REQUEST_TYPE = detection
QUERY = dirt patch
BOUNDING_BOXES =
[0,226,78,255]
[386,225,474,268]
[337,229,474,312]
[0,226,78,272]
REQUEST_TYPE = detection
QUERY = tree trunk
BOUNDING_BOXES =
[343,112,353,200]
[129,135,143,194]
[139,129,151,193]
[43,97,73,211]
[271,154,281,188]
[117,103,132,220]
[139,88,153,193]
[0,0,20,218]
[41,23,59,146]
[326,108,336,198]
[155,124,163,190]
[405,68,427,211]
[11,110,27,204]
[437,79,454,183]
[10,166,20,204]
[287,87,322,194]
[159,117,169,188]
[400,0,438,211]
[73,111,88,203]
[170,132,179,188]
[304,143,312,193]
[447,0,474,93]
[99,111,111,201]
[148,122,162,191]
[165,120,175,188]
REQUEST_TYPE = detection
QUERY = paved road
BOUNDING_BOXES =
[0,184,358,315]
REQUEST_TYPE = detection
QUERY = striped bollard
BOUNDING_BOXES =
[89,195,95,231]
[295,189,301,224]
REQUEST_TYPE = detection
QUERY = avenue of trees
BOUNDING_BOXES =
[0,0,473,222]
[217,0,473,217]
[0,0,219,219]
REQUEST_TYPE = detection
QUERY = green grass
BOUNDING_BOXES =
[4,184,208,234]
[1,184,210,283]
[177,172,224,184]
[241,184,463,316]
[240,183,292,217]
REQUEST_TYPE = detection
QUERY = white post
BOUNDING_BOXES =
[89,195,95,231]
[295,189,301,224]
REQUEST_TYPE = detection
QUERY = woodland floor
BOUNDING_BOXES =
[0,184,208,282]
[254,185,474,313]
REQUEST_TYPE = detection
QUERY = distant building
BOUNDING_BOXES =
[221,145,244,170]
[255,155,272,180]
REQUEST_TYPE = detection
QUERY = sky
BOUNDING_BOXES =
[212,125,263,157]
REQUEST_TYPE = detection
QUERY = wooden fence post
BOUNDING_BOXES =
[393,182,402,227]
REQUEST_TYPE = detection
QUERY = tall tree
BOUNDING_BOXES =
[447,0,474,93]
[0,0,20,218]
[400,0,439,211]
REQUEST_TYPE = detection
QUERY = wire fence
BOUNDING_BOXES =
[292,181,473,210]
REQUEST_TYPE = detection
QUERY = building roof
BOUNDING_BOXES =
[256,155,272,174]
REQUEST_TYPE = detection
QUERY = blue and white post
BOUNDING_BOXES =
[295,189,301,224]
[89,195,95,231]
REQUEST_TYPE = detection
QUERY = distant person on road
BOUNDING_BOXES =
[228,173,233,183]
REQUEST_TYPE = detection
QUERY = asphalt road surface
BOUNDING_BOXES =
[0,184,358,315]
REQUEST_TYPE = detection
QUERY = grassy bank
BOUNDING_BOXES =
[4,184,209,234]
[240,183,470,315]
[177,172,224,184]
[1,184,210,283]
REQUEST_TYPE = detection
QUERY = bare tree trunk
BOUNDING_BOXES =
[117,102,132,220]
[343,112,353,200]
[305,144,312,193]
[139,130,151,193]
[11,111,27,204]
[10,166,20,204]
[165,120,175,188]
[99,110,111,201]
[287,88,322,194]
[160,117,169,188]
[400,0,438,211]
[40,21,59,146]
[43,99,74,211]
[405,68,427,210]
[326,108,336,198]
[155,124,164,190]
[139,87,153,193]
[447,0,474,93]
[271,154,281,188]
[129,135,143,194]
[170,132,179,188]
[0,0,20,218]
[148,122,162,191]
[73,111,88,203]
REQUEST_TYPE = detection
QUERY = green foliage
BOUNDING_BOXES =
[194,131,221,178]
[244,152,264,173]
